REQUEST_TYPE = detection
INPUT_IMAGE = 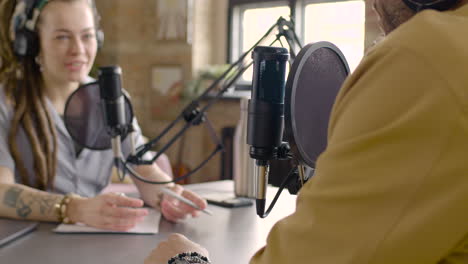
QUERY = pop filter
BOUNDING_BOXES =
[63,81,134,150]
[284,42,349,168]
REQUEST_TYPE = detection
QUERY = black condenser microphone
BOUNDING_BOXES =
[247,46,289,217]
[98,66,127,178]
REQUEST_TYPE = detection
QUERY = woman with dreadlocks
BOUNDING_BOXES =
[0,0,206,230]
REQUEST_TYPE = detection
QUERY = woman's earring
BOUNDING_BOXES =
[34,56,43,72]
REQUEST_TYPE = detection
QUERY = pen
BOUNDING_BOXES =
[161,188,213,216]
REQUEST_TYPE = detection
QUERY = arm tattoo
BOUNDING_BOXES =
[3,186,61,219]
[16,197,32,218]
[36,195,59,215]
[3,187,23,208]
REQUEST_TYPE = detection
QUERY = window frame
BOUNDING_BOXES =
[227,0,365,87]
[295,0,362,42]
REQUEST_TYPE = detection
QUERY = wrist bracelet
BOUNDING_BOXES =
[168,252,210,264]
[54,193,78,224]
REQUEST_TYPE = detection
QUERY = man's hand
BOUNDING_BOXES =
[144,233,209,264]
[160,185,208,222]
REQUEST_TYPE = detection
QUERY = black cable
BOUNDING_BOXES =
[259,166,298,218]
[124,143,223,185]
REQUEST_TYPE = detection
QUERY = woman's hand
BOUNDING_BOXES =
[144,233,209,264]
[68,192,148,231]
[160,185,207,222]
[129,162,207,222]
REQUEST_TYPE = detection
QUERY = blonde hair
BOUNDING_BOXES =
[0,0,100,190]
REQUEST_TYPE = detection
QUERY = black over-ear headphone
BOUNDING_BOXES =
[12,0,104,58]
[402,0,461,11]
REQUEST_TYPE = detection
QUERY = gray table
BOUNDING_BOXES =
[0,180,296,264]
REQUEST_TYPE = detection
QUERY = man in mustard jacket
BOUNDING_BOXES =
[146,0,468,263]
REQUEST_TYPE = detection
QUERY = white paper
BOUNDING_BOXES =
[53,208,161,234]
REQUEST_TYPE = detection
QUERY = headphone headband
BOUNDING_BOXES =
[402,0,461,11]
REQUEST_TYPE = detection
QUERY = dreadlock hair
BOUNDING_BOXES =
[0,0,100,190]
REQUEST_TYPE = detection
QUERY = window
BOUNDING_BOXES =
[229,0,365,85]
[301,0,365,71]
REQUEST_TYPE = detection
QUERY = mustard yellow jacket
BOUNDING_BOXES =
[251,5,468,264]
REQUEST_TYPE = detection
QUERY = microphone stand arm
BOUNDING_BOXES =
[276,17,303,61]
[125,17,303,185]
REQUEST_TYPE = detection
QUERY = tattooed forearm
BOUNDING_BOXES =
[2,186,62,219]
[3,187,23,208]
[16,197,32,218]
[3,187,31,218]
[37,196,59,215]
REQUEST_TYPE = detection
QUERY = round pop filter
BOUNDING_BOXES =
[63,81,134,150]
[284,42,349,168]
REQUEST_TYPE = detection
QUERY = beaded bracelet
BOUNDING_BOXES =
[54,193,77,224]
[168,252,210,264]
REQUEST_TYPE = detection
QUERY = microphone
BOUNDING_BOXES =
[247,46,289,217]
[98,66,128,179]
